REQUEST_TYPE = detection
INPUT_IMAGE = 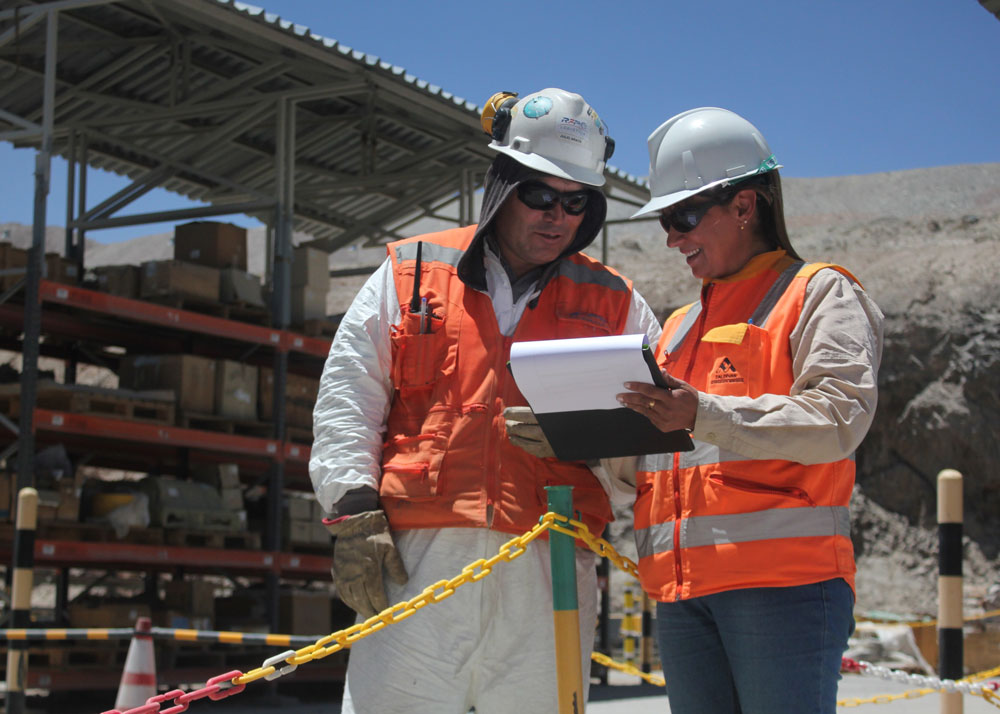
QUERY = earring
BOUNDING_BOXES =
[739,221,746,231]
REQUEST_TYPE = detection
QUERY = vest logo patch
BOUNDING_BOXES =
[711,357,744,385]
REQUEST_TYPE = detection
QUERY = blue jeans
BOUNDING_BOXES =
[654,578,855,714]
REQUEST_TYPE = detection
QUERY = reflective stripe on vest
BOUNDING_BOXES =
[636,505,851,560]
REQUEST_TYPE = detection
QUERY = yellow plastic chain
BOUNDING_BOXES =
[231,513,1000,711]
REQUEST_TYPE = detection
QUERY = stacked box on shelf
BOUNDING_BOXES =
[220,267,265,308]
[68,601,152,628]
[0,471,11,521]
[35,480,80,523]
[258,367,319,430]
[89,264,141,298]
[279,589,332,636]
[290,245,330,325]
[214,360,258,420]
[137,475,240,531]
[283,491,329,546]
[43,252,79,285]
[191,463,246,525]
[174,221,247,271]
[158,578,216,630]
[0,242,28,291]
[140,259,220,303]
[119,354,216,415]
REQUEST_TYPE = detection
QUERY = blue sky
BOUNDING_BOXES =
[2,0,998,243]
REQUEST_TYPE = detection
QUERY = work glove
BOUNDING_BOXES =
[324,509,408,619]
[504,406,555,459]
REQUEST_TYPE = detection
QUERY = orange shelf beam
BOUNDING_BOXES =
[33,409,285,461]
[33,540,331,576]
[38,280,331,358]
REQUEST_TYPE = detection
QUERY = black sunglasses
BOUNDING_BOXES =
[659,190,737,233]
[516,181,591,216]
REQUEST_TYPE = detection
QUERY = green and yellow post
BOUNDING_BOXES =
[547,485,585,714]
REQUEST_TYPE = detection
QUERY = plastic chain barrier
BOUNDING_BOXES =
[0,627,318,647]
[101,512,1000,714]
[838,660,1000,708]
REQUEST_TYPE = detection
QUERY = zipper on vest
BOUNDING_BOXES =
[671,453,683,600]
[709,473,817,507]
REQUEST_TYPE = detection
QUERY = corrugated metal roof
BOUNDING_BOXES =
[0,0,647,253]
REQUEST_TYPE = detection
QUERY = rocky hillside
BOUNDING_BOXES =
[4,162,999,617]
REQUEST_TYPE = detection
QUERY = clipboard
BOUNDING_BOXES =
[509,334,694,461]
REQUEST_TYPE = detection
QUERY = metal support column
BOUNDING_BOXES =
[16,9,58,497]
[264,96,295,633]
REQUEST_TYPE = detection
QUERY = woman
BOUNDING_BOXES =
[617,108,884,714]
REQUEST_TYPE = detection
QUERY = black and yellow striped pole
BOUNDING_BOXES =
[6,487,38,714]
[937,468,963,714]
[547,486,585,714]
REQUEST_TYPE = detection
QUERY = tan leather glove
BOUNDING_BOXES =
[504,406,555,459]
[324,509,408,619]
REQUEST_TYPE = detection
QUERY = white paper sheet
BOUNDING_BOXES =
[509,333,657,414]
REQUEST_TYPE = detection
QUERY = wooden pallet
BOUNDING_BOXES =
[144,294,271,326]
[0,381,174,424]
[37,521,166,545]
[163,527,259,550]
[176,411,269,436]
[296,317,340,337]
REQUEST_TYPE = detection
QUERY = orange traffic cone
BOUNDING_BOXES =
[114,617,157,709]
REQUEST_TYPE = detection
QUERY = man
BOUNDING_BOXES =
[309,87,660,714]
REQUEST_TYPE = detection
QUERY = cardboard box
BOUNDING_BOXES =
[291,284,328,324]
[141,259,220,303]
[284,492,314,521]
[0,242,28,291]
[68,602,151,628]
[214,360,258,420]
[220,268,265,307]
[280,590,332,636]
[55,479,80,521]
[119,354,217,414]
[283,519,312,545]
[191,463,241,490]
[0,473,11,522]
[174,221,247,270]
[91,264,140,298]
[152,610,212,631]
[219,487,244,511]
[291,246,331,289]
[258,368,319,427]
[43,252,79,285]
[162,579,217,616]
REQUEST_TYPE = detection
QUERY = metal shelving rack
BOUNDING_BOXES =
[0,277,336,692]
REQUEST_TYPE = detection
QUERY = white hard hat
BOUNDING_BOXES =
[484,88,614,187]
[632,107,781,218]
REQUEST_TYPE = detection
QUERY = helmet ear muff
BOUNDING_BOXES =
[481,91,519,141]
[603,136,615,162]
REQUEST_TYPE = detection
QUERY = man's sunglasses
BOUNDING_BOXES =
[659,190,737,233]
[516,181,591,216]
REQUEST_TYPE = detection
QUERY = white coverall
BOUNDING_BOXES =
[310,241,661,714]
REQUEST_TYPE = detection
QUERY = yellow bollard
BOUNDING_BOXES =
[6,487,39,714]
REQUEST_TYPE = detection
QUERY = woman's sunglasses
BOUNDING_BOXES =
[659,190,737,233]
[516,181,591,216]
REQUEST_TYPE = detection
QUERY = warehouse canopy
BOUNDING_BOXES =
[0,0,649,255]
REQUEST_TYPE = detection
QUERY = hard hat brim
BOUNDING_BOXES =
[489,144,606,187]
[630,167,782,219]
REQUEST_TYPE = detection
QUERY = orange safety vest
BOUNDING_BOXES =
[634,251,858,602]
[380,225,634,537]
